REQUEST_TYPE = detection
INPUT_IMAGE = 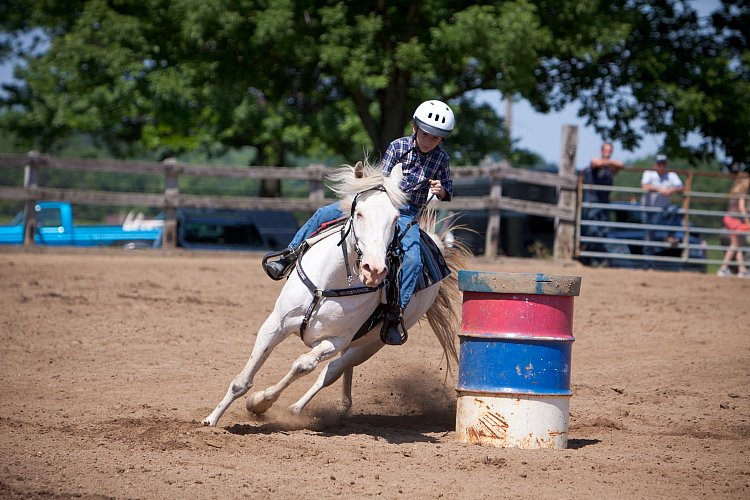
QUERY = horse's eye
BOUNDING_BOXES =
[356,212,364,220]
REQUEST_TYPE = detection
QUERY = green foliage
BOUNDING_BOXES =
[449,99,509,165]
[558,0,750,164]
[0,0,747,170]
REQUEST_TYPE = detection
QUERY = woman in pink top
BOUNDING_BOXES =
[717,173,750,277]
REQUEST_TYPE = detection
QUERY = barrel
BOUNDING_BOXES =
[455,271,582,449]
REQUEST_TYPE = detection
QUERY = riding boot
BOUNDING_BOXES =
[381,308,407,346]
[263,246,301,280]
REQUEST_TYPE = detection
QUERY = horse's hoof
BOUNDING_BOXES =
[335,401,352,414]
[247,392,273,415]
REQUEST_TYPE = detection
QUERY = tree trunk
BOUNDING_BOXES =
[376,70,411,153]
[351,71,410,156]
[256,145,282,198]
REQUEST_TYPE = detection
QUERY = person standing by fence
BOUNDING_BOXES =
[640,154,684,255]
[717,173,750,277]
[580,142,624,265]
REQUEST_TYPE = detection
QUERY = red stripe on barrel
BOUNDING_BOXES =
[461,291,575,340]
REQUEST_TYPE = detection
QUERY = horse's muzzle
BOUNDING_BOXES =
[360,261,388,286]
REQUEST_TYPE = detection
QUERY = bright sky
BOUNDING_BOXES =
[474,90,666,168]
[0,0,721,167]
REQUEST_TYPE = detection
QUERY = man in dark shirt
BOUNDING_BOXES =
[580,142,624,265]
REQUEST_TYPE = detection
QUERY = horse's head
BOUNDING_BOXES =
[329,161,406,287]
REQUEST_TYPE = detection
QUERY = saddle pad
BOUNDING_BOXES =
[415,230,451,292]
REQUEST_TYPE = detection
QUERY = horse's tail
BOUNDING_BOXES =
[420,207,474,375]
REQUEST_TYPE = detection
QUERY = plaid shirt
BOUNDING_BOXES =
[380,134,453,208]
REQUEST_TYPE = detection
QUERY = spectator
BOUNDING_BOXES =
[640,154,684,255]
[587,142,624,203]
[580,142,624,265]
[717,173,750,278]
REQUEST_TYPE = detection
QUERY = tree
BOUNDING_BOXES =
[543,0,750,165]
[1,0,748,182]
[0,1,599,164]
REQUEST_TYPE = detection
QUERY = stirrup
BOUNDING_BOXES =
[380,309,407,345]
[262,247,299,280]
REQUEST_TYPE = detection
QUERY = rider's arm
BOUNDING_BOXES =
[438,161,453,202]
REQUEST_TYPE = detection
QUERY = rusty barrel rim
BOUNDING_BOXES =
[458,271,582,296]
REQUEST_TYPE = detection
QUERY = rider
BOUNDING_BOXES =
[264,99,455,345]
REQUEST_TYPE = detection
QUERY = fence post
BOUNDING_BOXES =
[22,151,41,247]
[162,158,179,248]
[308,163,325,209]
[484,166,502,257]
[554,125,577,260]
[574,173,584,258]
[681,171,694,261]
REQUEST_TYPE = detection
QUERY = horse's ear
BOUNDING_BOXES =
[354,161,364,178]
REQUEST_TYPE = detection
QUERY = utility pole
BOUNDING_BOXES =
[503,95,512,138]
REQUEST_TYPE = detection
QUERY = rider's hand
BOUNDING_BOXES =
[429,179,444,200]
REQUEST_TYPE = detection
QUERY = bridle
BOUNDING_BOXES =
[337,186,395,285]
[296,185,402,337]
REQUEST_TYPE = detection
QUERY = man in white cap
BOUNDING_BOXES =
[640,154,684,255]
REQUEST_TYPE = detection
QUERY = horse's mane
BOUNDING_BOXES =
[327,161,407,213]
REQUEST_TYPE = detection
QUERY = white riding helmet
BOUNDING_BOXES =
[413,100,455,137]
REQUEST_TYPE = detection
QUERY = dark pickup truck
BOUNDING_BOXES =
[156,208,299,252]
[581,202,707,272]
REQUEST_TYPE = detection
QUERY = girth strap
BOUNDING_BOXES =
[296,254,386,338]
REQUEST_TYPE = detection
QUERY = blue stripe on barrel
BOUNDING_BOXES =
[457,337,572,396]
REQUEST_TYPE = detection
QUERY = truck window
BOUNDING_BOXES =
[182,221,263,247]
[10,211,24,225]
[36,208,62,228]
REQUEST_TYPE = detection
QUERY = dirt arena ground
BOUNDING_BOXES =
[1,248,748,499]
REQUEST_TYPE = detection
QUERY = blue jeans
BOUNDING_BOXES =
[289,202,344,248]
[396,205,422,310]
[641,205,681,255]
[290,202,422,310]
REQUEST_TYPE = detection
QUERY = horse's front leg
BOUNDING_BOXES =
[247,337,345,415]
[202,312,288,427]
[288,337,383,415]
[340,366,354,413]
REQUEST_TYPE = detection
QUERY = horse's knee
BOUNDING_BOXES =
[292,355,318,375]
[230,383,249,397]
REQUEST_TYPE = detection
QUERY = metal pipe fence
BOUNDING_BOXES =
[577,174,750,270]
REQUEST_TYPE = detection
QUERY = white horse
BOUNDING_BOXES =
[202,161,471,427]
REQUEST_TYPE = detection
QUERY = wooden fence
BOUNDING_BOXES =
[0,126,580,258]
